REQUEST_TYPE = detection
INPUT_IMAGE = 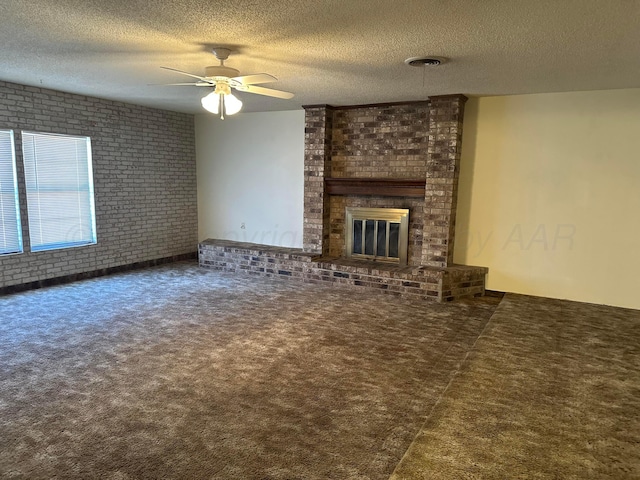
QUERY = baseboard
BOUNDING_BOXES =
[0,252,197,296]
[484,289,506,298]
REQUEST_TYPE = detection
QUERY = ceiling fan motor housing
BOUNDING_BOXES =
[205,65,240,78]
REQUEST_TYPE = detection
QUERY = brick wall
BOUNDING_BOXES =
[331,104,430,178]
[0,80,197,289]
[421,95,467,267]
[303,105,334,255]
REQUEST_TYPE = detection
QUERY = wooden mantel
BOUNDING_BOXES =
[325,178,426,197]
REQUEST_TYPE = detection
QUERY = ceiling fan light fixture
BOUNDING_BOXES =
[223,93,243,115]
[201,91,221,114]
[201,84,243,119]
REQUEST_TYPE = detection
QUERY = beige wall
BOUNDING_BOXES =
[196,110,305,248]
[455,89,640,309]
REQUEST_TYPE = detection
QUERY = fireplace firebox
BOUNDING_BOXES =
[345,207,409,266]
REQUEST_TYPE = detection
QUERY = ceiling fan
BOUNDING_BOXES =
[160,47,294,119]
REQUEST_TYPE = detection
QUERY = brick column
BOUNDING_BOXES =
[421,94,468,267]
[302,105,334,255]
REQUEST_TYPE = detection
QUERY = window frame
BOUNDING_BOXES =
[0,129,23,255]
[21,130,97,252]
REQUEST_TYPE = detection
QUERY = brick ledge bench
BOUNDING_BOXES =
[198,239,487,302]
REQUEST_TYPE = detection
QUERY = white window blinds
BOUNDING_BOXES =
[0,130,22,255]
[22,132,97,252]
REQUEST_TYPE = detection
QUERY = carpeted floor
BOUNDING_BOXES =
[0,262,638,479]
[391,293,640,479]
[0,261,499,479]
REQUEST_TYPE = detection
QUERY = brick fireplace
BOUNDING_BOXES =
[199,94,487,301]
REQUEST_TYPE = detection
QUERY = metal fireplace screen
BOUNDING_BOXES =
[345,207,409,266]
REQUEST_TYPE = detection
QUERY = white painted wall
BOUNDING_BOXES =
[196,110,305,248]
[455,89,640,309]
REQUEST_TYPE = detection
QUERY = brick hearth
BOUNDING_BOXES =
[199,95,488,302]
[199,239,487,302]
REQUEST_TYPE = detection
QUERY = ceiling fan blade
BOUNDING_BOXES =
[152,82,214,86]
[160,66,209,82]
[152,82,200,86]
[231,73,277,85]
[235,84,294,99]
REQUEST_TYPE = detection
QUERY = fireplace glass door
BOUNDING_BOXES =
[346,208,409,265]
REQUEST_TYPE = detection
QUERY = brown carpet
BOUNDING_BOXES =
[391,293,640,479]
[0,261,500,479]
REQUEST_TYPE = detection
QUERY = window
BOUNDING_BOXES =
[22,132,96,251]
[0,130,22,255]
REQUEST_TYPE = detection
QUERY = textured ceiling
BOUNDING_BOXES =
[0,0,639,114]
